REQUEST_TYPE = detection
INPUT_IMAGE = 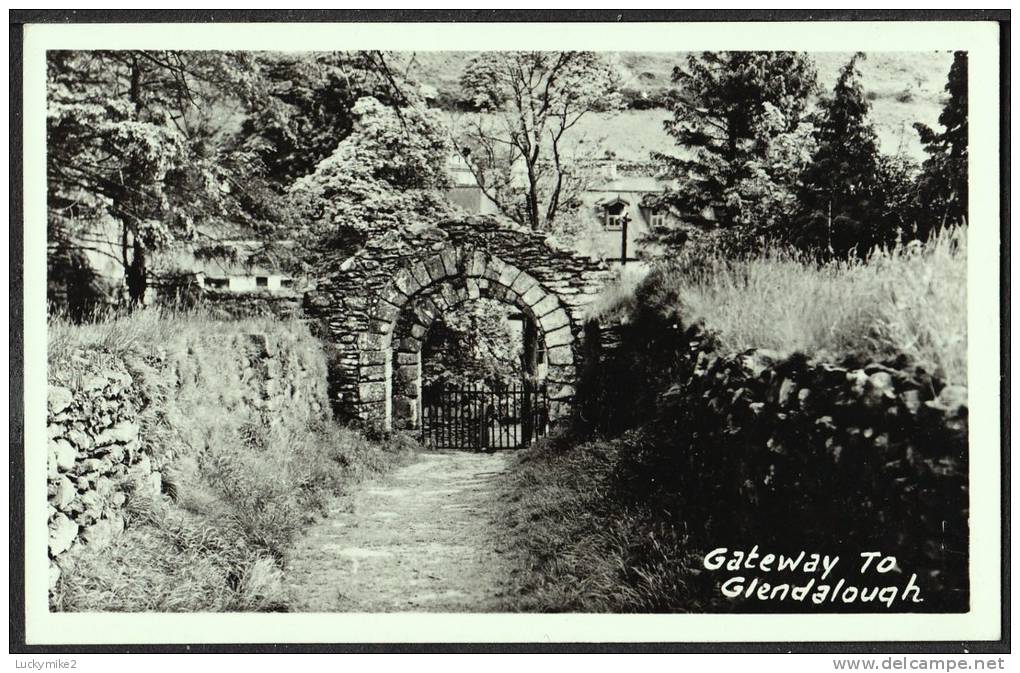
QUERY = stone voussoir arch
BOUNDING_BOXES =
[305,215,611,430]
[360,246,579,429]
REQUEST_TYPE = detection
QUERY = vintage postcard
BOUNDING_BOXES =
[11,12,1007,651]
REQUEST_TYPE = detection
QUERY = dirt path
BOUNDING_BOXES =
[285,451,516,612]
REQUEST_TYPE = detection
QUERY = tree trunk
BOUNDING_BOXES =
[525,163,541,230]
[125,237,147,306]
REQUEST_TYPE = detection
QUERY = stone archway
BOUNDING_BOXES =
[365,248,576,430]
[304,215,611,431]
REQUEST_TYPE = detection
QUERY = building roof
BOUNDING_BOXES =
[591,175,674,193]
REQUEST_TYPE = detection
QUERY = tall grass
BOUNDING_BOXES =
[49,306,418,611]
[589,228,967,383]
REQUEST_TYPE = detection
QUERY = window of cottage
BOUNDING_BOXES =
[649,209,666,228]
[256,276,269,288]
[204,277,228,289]
[605,202,626,230]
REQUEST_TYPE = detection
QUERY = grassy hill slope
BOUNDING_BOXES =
[399,51,954,163]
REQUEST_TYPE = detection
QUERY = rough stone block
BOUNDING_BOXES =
[49,476,76,511]
[48,513,78,556]
[549,383,576,400]
[546,364,575,384]
[361,364,386,382]
[469,250,488,277]
[50,439,77,473]
[379,285,409,309]
[483,256,507,281]
[397,336,421,353]
[359,332,389,351]
[359,349,388,366]
[425,255,447,283]
[511,272,540,295]
[522,284,547,307]
[48,386,73,417]
[545,325,573,348]
[409,262,432,289]
[532,294,561,318]
[396,351,420,365]
[374,299,402,324]
[358,382,387,403]
[393,269,421,296]
[392,396,419,429]
[546,345,574,366]
[497,264,523,289]
[368,319,393,335]
[395,365,419,388]
[441,248,460,276]
[95,420,139,448]
[539,309,571,334]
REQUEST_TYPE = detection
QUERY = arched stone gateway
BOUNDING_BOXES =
[304,215,612,431]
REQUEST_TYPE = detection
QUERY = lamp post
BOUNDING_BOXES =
[620,212,631,266]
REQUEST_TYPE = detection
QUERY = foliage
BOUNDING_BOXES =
[454,51,623,231]
[793,53,885,255]
[421,299,524,388]
[651,52,819,249]
[46,51,289,304]
[913,51,968,234]
[236,51,403,187]
[791,53,924,257]
[289,95,454,251]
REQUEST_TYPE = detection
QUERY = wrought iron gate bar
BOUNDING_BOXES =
[420,382,550,451]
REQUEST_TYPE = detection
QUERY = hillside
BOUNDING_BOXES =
[397,51,954,163]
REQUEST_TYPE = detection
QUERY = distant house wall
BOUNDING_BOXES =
[221,275,283,293]
[446,186,501,216]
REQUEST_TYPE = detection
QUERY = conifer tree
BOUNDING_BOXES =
[913,51,968,234]
[651,51,818,252]
[794,53,885,256]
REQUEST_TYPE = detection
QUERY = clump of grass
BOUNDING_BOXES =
[589,228,967,383]
[583,264,650,324]
[497,431,720,613]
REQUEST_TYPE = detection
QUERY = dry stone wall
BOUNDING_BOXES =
[47,362,156,589]
[46,331,327,590]
[578,317,970,611]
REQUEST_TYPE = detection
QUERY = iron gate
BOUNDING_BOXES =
[420,382,550,450]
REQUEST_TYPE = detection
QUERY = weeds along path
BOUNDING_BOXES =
[285,450,515,612]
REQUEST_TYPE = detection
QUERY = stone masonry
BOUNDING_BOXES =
[304,215,612,429]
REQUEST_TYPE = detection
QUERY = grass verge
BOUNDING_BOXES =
[498,431,723,613]
[589,227,967,384]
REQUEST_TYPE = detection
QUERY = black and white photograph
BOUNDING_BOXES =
[10,11,1007,654]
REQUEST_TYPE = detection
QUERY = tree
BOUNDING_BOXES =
[47,50,281,305]
[913,51,968,235]
[793,53,887,255]
[421,299,524,389]
[237,51,405,187]
[454,51,622,231]
[651,52,818,251]
[288,95,453,251]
